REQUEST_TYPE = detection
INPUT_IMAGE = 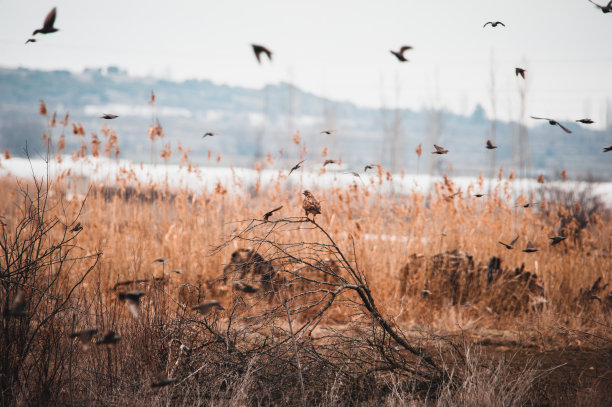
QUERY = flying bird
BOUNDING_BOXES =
[473,193,487,198]
[70,329,98,351]
[588,0,612,13]
[390,46,413,62]
[550,236,567,246]
[302,190,321,220]
[33,7,58,35]
[170,269,185,274]
[251,44,272,64]
[320,130,334,135]
[522,242,538,253]
[97,331,121,345]
[516,202,539,208]
[192,300,224,316]
[233,282,260,293]
[446,192,460,200]
[515,68,526,79]
[323,159,337,167]
[364,164,376,172]
[530,116,572,133]
[498,236,519,250]
[151,374,178,389]
[100,114,118,119]
[152,257,168,264]
[486,140,498,149]
[25,38,36,44]
[576,118,594,124]
[483,21,505,28]
[288,160,304,176]
[432,144,448,154]
[71,222,83,232]
[202,132,216,138]
[603,146,612,152]
[263,206,283,221]
[118,291,146,319]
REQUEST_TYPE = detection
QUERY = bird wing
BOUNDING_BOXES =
[588,0,603,8]
[483,22,492,27]
[399,46,413,53]
[486,140,493,148]
[43,7,57,30]
[433,144,443,152]
[497,22,506,26]
[510,236,519,246]
[530,116,549,121]
[555,122,572,134]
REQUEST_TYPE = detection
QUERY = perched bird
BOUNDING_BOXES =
[288,160,304,176]
[4,290,28,318]
[550,236,567,246]
[151,374,178,389]
[97,331,121,345]
[515,68,526,79]
[263,206,283,221]
[71,222,83,232]
[192,300,224,316]
[432,144,448,154]
[100,114,118,119]
[364,164,376,172]
[302,190,321,220]
[522,242,538,253]
[323,159,337,167]
[588,0,612,13]
[390,46,413,62]
[152,257,168,264]
[118,291,146,319]
[498,236,519,250]
[576,118,594,124]
[530,116,572,134]
[202,132,216,138]
[251,44,272,64]
[483,21,505,28]
[70,328,98,351]
[320,130,334,135]
[486,140,498,149]
[233,282,260,293]
[33,7,58,35]
[603,146,612,152]
[25,38,36,44]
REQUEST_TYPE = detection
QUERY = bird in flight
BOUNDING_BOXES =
[515,68,526,79]
[390,46,413,62]
[323,159,337,167]
[70,329,98,351]
[33,7,59,35]
[71,222,83,232]
[576,118,594,124]
[549,236,567,246]
[251,44,272,64]
[288,160,304,176]
[473,193,487,198]
[302,190,321,220]
[364,164,376,172]
[516,201,539,208]
[202,132,216,138]
[118,291,146,319]
[320,130,335,135]
[486,140,498,149]
[152,257,168,264]
[588,0,612,13]
[432,144,448,154]
[522,242,538,253]
[603,146,612,152]
[151,374,178,389]
[97,331,121,346]
[234,282,260,293]
[192,301,224,316]
[100,114,118,119]
[25,38,36,44]
[530,116,572,134]
[498,236,519,250]
[483,21,505,28]
[263,206,283,221]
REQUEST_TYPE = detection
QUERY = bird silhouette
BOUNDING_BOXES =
[192,301,224,316]
[323,159,337,167]
[288,160,304,176]
[483,21,505,28]
[118,291,145,319]
[97,331,121,345]
[550,236,567,245]
[498,236,519,250]
[576,118,594,124]
[515,68,526,79]
[530,116,572,133]
[603,146,612,152]
[432,144,448,154]
[151,374,178,389]
[233,282,260,293]
[70,329,98,351]
[390,46,413,62]
[522,242,538,253]
[446,192,460,200]
[202,132,216,138]
[320,130,334,135]
[170,269,185,274]
[473,193,487,198]
[263,206,283,221]
[364,164,376,172]
[251,44,272,64]
[516,201,539,208]
[71,222,83,232]
[33,7,58,35]
[25,38,36,44]
[302,190,321,220]
[100,114,118,119]
[486,140,498,149]
[152,257,168,264]
[588,0,612,13]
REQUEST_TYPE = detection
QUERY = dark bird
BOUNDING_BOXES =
[473,193,487,198]
[530,116,572,134]
[516,202,539,208]
[152,257,168,264]
[588,0,612,13]
[432,144,448,154]
[320,130,334,135]
[486,140,498,149]
[251,44,272,64]
[446,192,460,200]
[522,242,538,253]
[288,160,304,176]
[323,159,337,167]
[100,114,118,119]
[390,46,413,62]
[576,118,594,124]
[483,21,505,28]
[603,146,612,152]
[170,269,185,274]
[498,236,519,250]
[118,291,146,319]
[33,7,58,35]
[97,331,121,345]
[202,132,216,138]
[70,328,98,351]
[263,206,283,221]
[550,236,567,245]
[233,282,260,293]
[25,38,36,44]
[192,300,224,316]
[151,374,178,389]
[364,164,376,172]
[302,190,321,220]
[71,222,83,232]
[5,290,29,318]
[515,68,526,79]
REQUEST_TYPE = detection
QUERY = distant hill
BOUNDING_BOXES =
[1,66,610,179]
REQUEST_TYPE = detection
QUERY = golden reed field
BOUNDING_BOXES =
[1,102,611,406]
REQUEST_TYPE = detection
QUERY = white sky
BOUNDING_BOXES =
[1,0,612,126]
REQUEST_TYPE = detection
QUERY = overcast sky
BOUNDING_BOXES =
[1,0,611,127]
